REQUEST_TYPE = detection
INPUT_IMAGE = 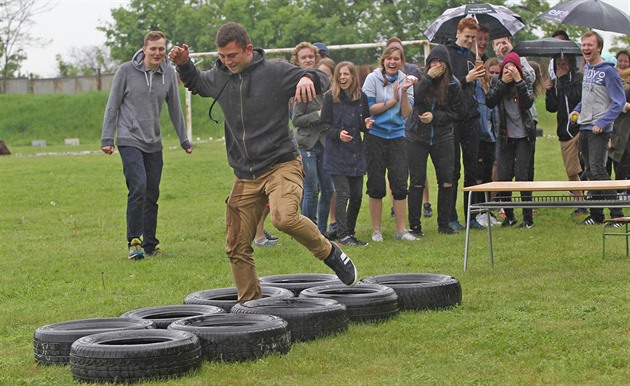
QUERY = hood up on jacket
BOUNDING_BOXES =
[425,44,453,73]
[501,52,524,79]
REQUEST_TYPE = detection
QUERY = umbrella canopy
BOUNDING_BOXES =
[512,38,582,57]
[424,3,525,43]
[538,0,630,35]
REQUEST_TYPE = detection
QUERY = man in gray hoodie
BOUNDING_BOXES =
[101,31,193,260]
[168,22,358,302]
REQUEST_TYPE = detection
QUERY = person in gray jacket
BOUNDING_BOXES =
[101,31,192,260]
[168,22,358,302]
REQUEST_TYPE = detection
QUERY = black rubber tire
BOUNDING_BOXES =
[33,317,155,365]
[231,297,348,342]
[299,283,399,323]
[120,304,226,329]
[183,286,294,312]
[361,273,462,311]
[168,313,291,362]
[259,273,342,295]
[70,329,202,384]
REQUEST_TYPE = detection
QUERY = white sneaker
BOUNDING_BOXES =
[475,213,489,228]
[371,230,383,242]
[254,238,279,247]
[394,231,418,241]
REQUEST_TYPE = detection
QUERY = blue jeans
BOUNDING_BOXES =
[119,146,163,252]
[301,143,334,233]
[580,130,623,221]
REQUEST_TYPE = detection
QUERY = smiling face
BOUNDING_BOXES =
[617,53,630,70]
[143,38,166,70]
[337,65,353,90]
[476,30,489,57]
[456,27,477,49]
[493,37,512,58]
[382,49,403,76]
[488,64,501,77]
[218,40,254,74]
[581,34,602,65]
[296,47,317,69]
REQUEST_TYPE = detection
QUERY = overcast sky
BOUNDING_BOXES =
[20,0,630,78]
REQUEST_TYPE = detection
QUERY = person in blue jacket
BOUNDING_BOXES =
[570,31,625,225]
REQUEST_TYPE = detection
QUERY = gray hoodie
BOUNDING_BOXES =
[101,49,191,152]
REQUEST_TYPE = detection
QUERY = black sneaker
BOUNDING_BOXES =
[339,235,368,247]
[410,225,425,237]
[518,220,534,229]
[263,229,279,241]
[323,230,338,241]
[324,242,358,286]
[423,203,433,218]
[581,216,603,225]
[501,217,518,227]
[438,226,457,235]
[604,221,623,228]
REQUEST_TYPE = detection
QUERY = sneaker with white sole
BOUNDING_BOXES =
[254,237,279,247]
[394,231,418,241]
[372,230,383,242]
[339,235,368,247]
[323,242,358,286]
[263,229,278,241]
[128,238,144,260]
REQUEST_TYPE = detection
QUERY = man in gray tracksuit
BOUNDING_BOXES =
[168,22,358,302]
[101,31,192,260]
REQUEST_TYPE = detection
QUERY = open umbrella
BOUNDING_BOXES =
[538,0,630,35]
[512,38,582,57]
[424,3,525,43]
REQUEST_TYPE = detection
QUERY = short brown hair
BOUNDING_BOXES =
[582,30,604,53]
[144,31,166,47]
[216,22,251,50]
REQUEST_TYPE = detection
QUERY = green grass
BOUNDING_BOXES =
[2,97,630,385]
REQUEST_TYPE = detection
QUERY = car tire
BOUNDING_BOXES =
[33,317,155,365]
[231,297,348,342]
[169,313,291,362]
[183,286,294,312]
[259,273,342,295]
[120,304,226,329]
[299,283,399,322]
[361,273,462,310]
[70,329,201,383]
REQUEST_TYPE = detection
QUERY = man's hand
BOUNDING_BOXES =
[185,146,193,154]
[168,44,190,65]
[294,76,316,102]
[101,145,115,155]
[544,78,553,90]
[593,124,603,134]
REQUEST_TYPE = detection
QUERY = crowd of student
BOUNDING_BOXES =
[261,18,630,248]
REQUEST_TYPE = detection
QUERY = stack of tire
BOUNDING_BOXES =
[33,273,461,383]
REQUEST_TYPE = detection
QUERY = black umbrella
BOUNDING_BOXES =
[512,38,582,58]
[424,3,525,43]
[538,0,630,35]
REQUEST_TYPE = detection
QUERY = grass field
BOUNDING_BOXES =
[2,97,630,385]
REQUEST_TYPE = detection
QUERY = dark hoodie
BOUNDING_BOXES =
[486,52,536,144]
[445,39,479,119]
[545,55,582,141]
[101,49,191,153]
[406,44,465,145]
[177,48,329,179]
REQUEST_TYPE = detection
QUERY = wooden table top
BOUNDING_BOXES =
[463,180,630,192]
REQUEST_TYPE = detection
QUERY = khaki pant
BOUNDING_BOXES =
[225,158,332,302]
